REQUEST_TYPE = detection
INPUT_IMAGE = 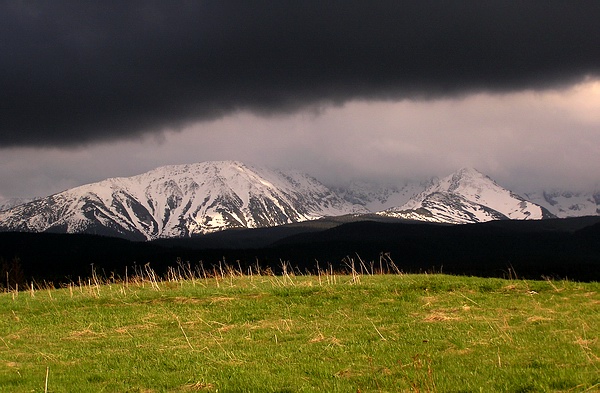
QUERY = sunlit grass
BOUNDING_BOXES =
[0,267,598,392]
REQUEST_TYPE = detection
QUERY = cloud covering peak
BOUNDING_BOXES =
[2,1,600,146]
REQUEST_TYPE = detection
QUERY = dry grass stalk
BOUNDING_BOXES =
[173,314,195,351]
[44,366,49,393]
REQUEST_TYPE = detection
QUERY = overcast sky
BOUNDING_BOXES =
[1,1,600,199]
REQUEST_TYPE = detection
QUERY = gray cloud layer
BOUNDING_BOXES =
[2,1,600,146]
[3,81,600,199]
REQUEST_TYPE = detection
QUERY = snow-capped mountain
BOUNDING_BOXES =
[378,168,554,224]
[0,197,36,211]
[520,189,600,218]
[0,161,367,240]
[2,164,588,240]
[334,180,425,212]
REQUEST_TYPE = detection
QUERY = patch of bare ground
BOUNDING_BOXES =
[309,332,343,346]
[422,307,470,322]
[171,296,205,304]
[114,322,158,335]
[420,295,437,308]
[334,368,355,378]
[578,292,600,306]
[209,296,235,304]
[526,316,553,324]
[423,311,458,322]
[180,381,215,391]
[447,347,473,355]
[63,328,106,340]
[216,324,236,333]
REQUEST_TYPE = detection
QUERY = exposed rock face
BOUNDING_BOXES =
[378,168,553,223]
[0,161,366,240]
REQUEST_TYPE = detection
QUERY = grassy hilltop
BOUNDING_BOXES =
[1,271,599,392]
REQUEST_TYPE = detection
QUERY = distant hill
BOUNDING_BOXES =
[1,216,599,285]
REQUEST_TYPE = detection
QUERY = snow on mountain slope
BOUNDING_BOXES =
[378,168,553,224]
[0,197,36,212]
[0,161,367,240]
[334,180,425,212]
[521,189,600,218]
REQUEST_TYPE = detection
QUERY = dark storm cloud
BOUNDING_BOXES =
[2,1,600,147]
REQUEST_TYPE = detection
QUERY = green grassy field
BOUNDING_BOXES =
[1,271,598,392]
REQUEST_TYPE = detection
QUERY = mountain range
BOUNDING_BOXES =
[0,197,36,212]
[521,189,600,218]
[378,168,553,223]
[0,161,365,240]
[0,161,598,240]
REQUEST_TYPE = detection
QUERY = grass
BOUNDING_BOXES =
[0,266,598,392]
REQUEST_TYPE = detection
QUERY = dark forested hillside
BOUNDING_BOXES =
[1,216,599,286]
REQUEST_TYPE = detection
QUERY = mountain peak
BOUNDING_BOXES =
[454,167,485,177]
[452,167,490,181]
[445,167,492,187]
[380,168,551,223]
[0,160,367,240]
[0,163,570,239]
